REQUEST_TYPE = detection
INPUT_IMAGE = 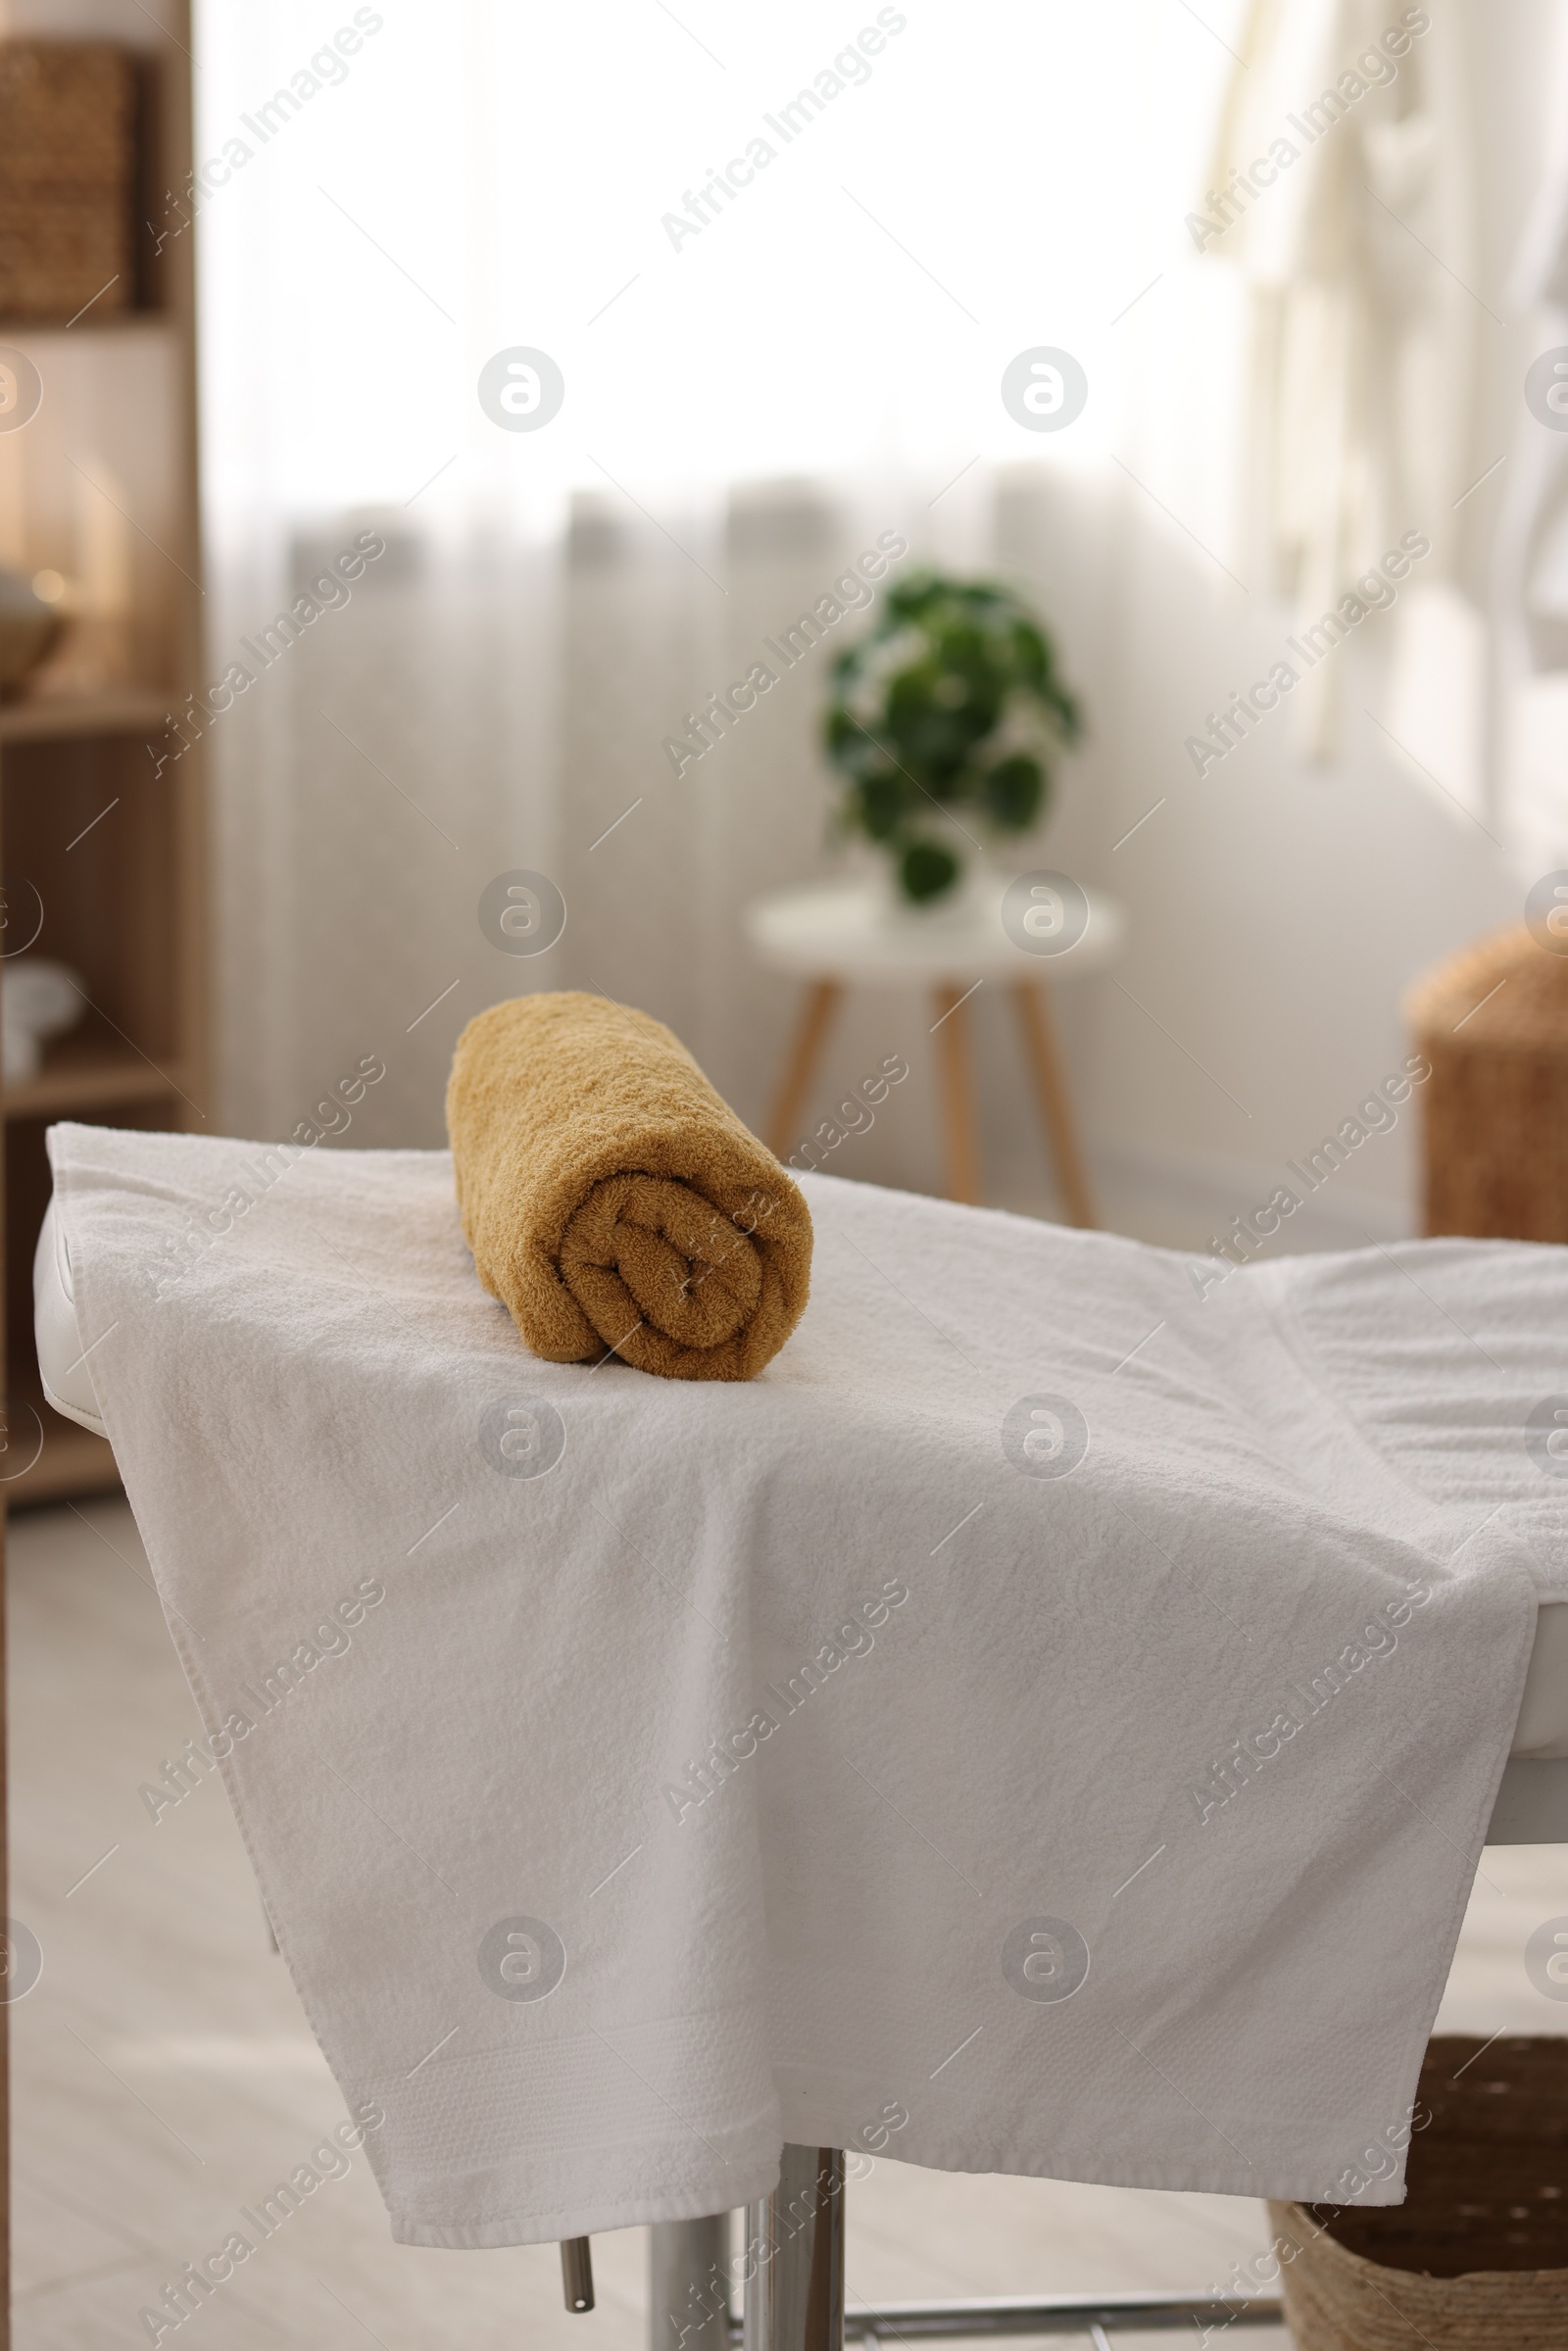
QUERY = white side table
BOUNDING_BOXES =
[744,875,1126,1225]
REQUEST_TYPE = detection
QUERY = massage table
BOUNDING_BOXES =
[32,1179,1568,2351]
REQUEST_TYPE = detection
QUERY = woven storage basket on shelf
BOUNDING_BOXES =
[0,40,136,320]
[1404,922,1568,1241]
[1267,2035,1568,2351]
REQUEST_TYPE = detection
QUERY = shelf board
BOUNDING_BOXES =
[3,1044,187,1122]
[0,312,172,336]
[0,690,172,744]
[4,1388,118,1512]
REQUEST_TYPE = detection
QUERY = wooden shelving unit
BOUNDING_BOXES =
[0,14,207,2326]
[1,1042,192,1122]
[0,0,207,1516]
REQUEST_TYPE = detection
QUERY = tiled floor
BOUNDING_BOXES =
[8,1496,1565,2350]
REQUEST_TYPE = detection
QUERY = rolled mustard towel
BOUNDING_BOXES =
[446,991,812,1381]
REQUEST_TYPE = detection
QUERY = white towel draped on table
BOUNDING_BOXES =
[47,1122,1558,2246]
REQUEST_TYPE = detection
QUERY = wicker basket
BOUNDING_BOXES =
[1404,922,1568,1241]
[1267,2035,1568,2350]
[0,40,136,321]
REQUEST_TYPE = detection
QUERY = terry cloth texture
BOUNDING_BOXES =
[46,1124,1560,2248]
[446,992,811,1382]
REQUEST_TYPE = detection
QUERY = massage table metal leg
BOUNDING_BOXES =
[1012,982,1097,1229]
[766,981,842,1161]
[649,2177,1287,2349]
[930,986,982,1204]
[650,2212,732,2350]
[745,2145,846,2351]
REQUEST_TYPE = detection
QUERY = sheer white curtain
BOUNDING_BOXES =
[191,1,1246,1171]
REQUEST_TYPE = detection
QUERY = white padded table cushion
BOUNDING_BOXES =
[1516,1599,1568,1757]
[34,1199,104,1437]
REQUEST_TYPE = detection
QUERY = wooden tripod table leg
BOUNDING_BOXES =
[931,984,982,1205]
[1013,981,1097,1228]
[765,978,841,1160]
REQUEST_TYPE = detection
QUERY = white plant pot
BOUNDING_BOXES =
[861,829,1007,928]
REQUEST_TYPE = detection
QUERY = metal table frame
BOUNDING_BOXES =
[645,2162,1283,2351]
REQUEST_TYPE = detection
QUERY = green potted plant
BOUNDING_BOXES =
[823,570,1084,905]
